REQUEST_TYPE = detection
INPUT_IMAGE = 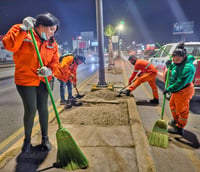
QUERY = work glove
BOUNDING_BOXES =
[20,16,36,31]
[37,66,52,77]
[163,89,169,95]
[165,60,172,67]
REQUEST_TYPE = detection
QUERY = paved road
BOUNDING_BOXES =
[0,62,99,153]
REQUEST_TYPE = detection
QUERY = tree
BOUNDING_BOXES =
[104,24,116,70]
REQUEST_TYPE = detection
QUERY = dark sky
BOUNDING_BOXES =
[1,0,200,47]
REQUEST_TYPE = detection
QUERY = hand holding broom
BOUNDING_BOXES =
[30,29,88,170]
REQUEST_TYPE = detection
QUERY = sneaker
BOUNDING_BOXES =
[149,98,159,104]
[40,136,52,151]
[168,126,184,135]
[168,119,177,128]
[121,89,131,96]
[60,100,67,105]
[22,138,32,153]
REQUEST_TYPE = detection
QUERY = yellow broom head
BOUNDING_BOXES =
[56,127,89,170]
[149,119,168,149]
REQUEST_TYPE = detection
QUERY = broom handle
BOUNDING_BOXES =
[156,42,172,120]
[30,29,62,128]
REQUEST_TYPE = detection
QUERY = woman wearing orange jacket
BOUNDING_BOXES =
[2,13,59,153]
[54,54,85,108]
[121,55,159,104]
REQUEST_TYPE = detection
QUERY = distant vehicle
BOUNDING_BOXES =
[149,42,200,94]
[0,41,13,63]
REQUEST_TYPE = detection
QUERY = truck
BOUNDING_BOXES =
[149,42,200,95]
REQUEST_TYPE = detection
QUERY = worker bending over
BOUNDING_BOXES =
[121,55,159,104]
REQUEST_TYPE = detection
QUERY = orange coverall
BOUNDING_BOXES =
[128,59,159,99]
[169,83,194,128]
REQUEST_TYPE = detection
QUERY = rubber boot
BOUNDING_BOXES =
[168,119,177,128]
[168,126,184,135]
[41,136,52,151]
[22,138,32,153]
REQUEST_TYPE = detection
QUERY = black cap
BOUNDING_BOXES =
[76,55,86,64]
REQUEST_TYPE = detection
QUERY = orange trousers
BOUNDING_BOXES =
[128,72,159,99]
[169,83,194,128]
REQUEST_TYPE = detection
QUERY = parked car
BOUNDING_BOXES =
[149,42,200,95]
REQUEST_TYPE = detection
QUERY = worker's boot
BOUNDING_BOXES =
[22,137,32,153]
[168,119,177,128]
[40,136,52,151]
[64,100,72,109]
[149,98,159,104]
[168,126,184,136]
[70,99,83,106]
[121,89,131,96]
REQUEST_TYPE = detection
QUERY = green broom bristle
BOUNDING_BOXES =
[56,127,89,170]
[149,120,169,149]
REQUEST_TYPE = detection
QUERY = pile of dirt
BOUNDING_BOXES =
[57,90,129,126]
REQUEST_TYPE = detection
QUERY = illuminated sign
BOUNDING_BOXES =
[173,21,194,35]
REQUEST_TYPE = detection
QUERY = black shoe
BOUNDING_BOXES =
[22,138,32,153]
[60,100,67,105]
[70,99,83,106]
[168,119,177,128]
[149,98,159,104]
[64,103,72,109]
[75,94,85,99]
[168,126,184,135]
[121,89,131,96]
[40,136,52,151]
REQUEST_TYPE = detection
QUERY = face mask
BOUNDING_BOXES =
[41,32,48,40]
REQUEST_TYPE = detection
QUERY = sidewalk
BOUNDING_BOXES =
[0,57,155,172]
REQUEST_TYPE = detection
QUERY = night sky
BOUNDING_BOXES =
[1,0,200,48]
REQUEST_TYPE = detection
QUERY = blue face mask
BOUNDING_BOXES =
[41,32,48,40]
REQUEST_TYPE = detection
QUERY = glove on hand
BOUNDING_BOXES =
[165,60,172,67]
[37,66,52,77]
[20,16,36,31]
[163,89,169,95]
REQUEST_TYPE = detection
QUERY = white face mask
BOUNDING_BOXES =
[41,32,48,40]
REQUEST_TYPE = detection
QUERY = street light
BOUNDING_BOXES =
[117,21,124,57]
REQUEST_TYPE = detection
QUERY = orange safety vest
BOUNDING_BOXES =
[2,24,59,86]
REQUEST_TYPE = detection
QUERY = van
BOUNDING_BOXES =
[149,42,200,94]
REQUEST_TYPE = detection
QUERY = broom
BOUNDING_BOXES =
[30,29,89,170]
[148,42,172,149]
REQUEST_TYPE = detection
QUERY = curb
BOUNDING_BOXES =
[128,98,156,172]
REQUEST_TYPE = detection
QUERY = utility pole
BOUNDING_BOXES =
[95,0,107,86]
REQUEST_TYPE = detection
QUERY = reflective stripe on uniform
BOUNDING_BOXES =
[133,69,140,72]
[145,62,151,69]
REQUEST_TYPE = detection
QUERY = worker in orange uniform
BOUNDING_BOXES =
[164,42,195,135]
[2,13,59,153]
[54,54,85,109]
[121,55,159,104]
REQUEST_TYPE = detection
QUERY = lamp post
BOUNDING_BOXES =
[117,21,124,57]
